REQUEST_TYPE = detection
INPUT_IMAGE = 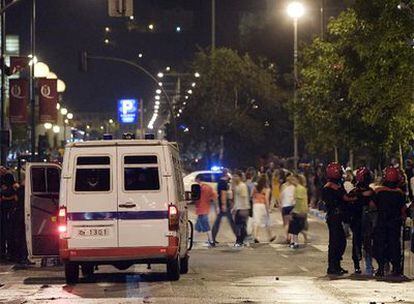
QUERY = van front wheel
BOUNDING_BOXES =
[65,262,79,285]
[166,256,180,281]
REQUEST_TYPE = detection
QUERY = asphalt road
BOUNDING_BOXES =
[1,206,414,304]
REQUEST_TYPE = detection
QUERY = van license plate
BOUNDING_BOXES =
[78,228,109,237]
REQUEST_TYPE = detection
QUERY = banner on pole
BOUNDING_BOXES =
[9,78,28,124]
[10,56,30,75]
[38,78,58,123]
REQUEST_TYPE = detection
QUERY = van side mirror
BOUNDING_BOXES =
[191,184,201,201]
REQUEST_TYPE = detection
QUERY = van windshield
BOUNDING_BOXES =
[123,155,160,191]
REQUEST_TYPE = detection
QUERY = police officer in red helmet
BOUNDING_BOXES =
[373,166,407,277]
[322,162,356,275]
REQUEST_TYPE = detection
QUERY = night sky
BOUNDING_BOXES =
[6,0,349,119]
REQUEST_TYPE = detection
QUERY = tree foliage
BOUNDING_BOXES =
[177,48,289,168]
[297,0,414,161]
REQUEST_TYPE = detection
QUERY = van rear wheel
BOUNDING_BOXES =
[65,262,79,285]
[180,255,189,274]
[167,256,180,281]
[81,264,94,278]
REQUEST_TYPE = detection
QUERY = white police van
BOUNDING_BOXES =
[25,139,197,284]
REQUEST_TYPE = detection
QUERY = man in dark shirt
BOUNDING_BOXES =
[211,169,236,245]
[348,167,375,274]
[322,162,355,275]
[373,166,406,277]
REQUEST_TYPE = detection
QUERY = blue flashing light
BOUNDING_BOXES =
[211,166,222,172]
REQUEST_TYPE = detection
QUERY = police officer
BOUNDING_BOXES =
[322,162,356,275]
[349,167,375,274]
[373,166,407,277]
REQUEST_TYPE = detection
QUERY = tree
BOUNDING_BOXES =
[177,48,288,168]
[296,1,414,164]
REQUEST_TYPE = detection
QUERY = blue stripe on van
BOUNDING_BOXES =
[67,211,168,221]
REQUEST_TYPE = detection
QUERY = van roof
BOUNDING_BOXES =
[66,139,178,150]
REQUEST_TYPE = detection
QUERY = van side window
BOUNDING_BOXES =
[123,155,160,191]
[75,156,111,192]
[172,154,185,200]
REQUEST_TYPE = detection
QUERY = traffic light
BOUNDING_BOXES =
[79,51,88,72]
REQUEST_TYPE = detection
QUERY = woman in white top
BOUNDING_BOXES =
[280,175,296,243]
[252,174,275,243]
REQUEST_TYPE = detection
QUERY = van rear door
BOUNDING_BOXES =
[116,146,169,247]
[25,163,61,258]
[66,149,119,249]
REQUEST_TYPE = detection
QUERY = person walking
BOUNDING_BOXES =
[322,162,356,275]
[252,174,275,243]
[212,169,236,244]
[232,171,251,247]
[194,175,218,247]
[280,175,296,243]
[373,166,407,277]
[288,174,309,249]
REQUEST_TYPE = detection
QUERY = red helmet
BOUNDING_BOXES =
[356,167,371,184]
[326,162,343,180]
[383,166,399,183]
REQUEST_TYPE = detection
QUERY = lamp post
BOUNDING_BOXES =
[287,2,304,171]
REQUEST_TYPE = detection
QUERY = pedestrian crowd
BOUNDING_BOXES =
[193,159,413,279]
[194,165,310,250]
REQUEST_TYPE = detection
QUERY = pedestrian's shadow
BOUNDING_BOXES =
[317,274,413,283]
[23,271,169,286]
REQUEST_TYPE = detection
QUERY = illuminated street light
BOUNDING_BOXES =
[100,126,104,130]
[158,82,163,86]
[138,53,143,58]
[44,122,52,130]
[194,72,200,78]
[109,119,114,124]
[60,108,68,115]
[104,38,110,44]
[67,113,73,120]
[105,27,110,32]
[57,79,66,93]
[47,72,58,79]
[154,105,160,110]
[176,26,181,32]
[56,103,61,110]
[28,54,38,66]
[64,119,69,124]
[155,101,160,105]
[287,2,305,19]
[165,66,171,72]
[187,89,193,94]
[34,62,50,78]
[130,15,134,20]
[148,24,154,30]
[191,82,196,87]
[185,96,189,99]
[155,95,160,100]
[53,125,60,134]
[86,125,90,129]
[157,72,164,78]
[156,89,161,94]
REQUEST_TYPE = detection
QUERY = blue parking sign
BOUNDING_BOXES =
[118,99,139,124]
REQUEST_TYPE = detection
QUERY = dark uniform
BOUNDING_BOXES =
[348,182,375,273]
[373,185,405,276]
[322,181,348,274]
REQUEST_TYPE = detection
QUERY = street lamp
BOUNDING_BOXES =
[52,125,60,134]
[157,72,164,78]
[57,79,66,93]
[287,1,304,170]
[34,62,49,78]
[44,122,52,130]
[67,113,73,120]
[194,72,200,78]
[60,108,68,116]
[109,119,114,124]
